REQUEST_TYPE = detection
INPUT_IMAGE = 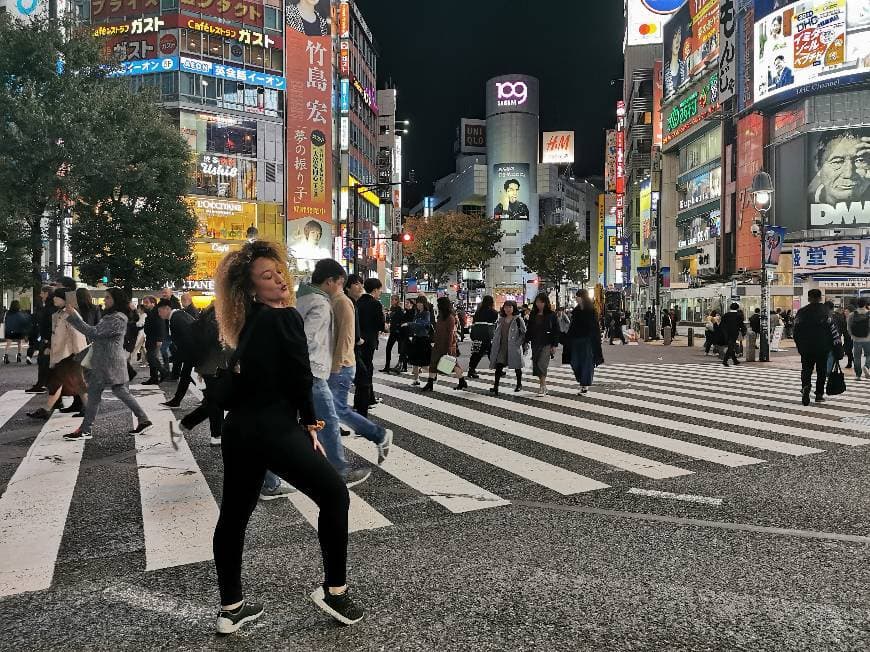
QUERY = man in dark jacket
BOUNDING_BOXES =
[25,286,54,393]
[142,296,167,385]
[749,308,762,335]
[355,277,385,414]
[795,289,843,405]
[721,303,747,367]
[181,292,200,319]
[157,299,197,407]
[381,294,405,373]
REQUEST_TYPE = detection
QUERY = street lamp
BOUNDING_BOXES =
[751,171,774,362]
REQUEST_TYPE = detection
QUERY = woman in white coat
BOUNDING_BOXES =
[488,300,527,395]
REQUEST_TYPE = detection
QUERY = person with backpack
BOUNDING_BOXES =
[178,304,228,446]
[157,299,197,408]
[794,289,843,405]
[848,299,870,380]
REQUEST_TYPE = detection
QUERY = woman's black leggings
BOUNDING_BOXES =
[493,363,521,389]
[213,404,350,606]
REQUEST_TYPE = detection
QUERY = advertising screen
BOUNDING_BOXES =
[663,0,722,102]
[754,0,870,105]
[680,165,722,210]
[808,127,870,226]
[625,0,685,46]
[493,164,531,221]
[288,217,334,273]
[285,0,333,238]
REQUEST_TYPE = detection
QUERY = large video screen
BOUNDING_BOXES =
[754,0,870,105]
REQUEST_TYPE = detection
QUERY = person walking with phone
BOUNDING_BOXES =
[62,288,152,441]
[421,297,467,391]
[489,300,527,396]
[211,240,364,634]
[525,293,560,396]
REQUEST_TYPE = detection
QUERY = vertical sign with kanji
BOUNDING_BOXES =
[286,2,334,273]
[718,0,737,103]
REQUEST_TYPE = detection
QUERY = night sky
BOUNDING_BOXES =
[355,0,626,207]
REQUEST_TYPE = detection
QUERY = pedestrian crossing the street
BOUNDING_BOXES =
[0,360,868,598]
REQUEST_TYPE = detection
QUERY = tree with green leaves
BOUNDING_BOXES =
[0,15,196,296]
[69,84,196,294]
[0,15,106,295]
[522,223,590,306]
[402,211,503,287]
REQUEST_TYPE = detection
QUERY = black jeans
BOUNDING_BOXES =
[384,333,400,369]
[181,374,224,438]
[801,351,829,397]
[145,343,164,381]
[37,349,50,387]
[213,405,349,605]
[723,339,740,364]
[493,363,521,389]
[170,360,195,403]
[704,331,713,353]
[353,343,376,415]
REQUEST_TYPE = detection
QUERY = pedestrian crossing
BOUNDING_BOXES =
[0,359,867,599]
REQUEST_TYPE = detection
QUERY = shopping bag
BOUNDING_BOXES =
[436,354,457,375]
[827,362,846,396]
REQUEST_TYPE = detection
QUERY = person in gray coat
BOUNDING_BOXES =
[62,287,152,441]
[489,300,528,395]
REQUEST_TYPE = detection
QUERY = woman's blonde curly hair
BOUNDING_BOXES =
[214,239,296,348]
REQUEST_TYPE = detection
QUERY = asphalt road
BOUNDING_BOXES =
[0,338,868,651]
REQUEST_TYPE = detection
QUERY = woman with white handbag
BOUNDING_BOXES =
[420,297,467,392]
[489,300,527,396]
[26,289,88,421]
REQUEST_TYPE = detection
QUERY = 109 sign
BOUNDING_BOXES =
[496,81,528,107]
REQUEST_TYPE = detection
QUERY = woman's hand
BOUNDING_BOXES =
[64,305,77,316]
[305,421,326,455]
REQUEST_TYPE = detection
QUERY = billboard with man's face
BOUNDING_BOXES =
[808,127,870,226]
[493,164,531,221]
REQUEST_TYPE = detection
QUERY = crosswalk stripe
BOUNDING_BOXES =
[369,390,688,480]
[481,367,868,447]
[133,390,219,571]
[544,362,870,408]
[376,379,762,468]
[611,387,870,432]
[512,383,825,456]
[0,390,32,432]
[0,413,85,597]
[343,437,509,513]
[593,369,863,418]
[286,490,393,533]
[370,400,609,494]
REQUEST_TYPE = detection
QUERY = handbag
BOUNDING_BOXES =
[208,310,263,411]
[827,361,846,396]
[74,345,93,368]
[436,354,457,375]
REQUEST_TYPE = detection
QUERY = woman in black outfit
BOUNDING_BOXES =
[466,295,499,379]
[211,240,362,635]
[568,290,603,394]
[525,292,560,395]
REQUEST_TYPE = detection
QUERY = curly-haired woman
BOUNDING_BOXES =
[211,240,362,635]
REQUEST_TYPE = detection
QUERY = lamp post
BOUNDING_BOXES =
[751,171,774,363]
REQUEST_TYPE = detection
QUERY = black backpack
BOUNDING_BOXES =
[852,312,870,339]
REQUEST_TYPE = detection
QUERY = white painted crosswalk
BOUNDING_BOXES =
[0,356,867,598]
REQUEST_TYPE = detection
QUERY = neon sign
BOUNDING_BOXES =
[496,81,528,107]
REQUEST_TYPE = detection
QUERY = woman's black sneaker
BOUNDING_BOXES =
[310,586,364,625]
[129,420,153,435]
[215,600,264,634]
[26,408,52,420]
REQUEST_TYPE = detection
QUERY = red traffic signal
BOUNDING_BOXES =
[392,232,413,243]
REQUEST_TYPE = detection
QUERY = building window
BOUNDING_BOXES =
[161,0,177,9]
[264,6,280,31]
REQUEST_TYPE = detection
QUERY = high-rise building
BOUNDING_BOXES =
[88,0,287,297]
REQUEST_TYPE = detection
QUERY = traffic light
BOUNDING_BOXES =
[391,232,413,243]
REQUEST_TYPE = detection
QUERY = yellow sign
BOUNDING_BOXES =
[186,197,257,241]
[348,175,381,207]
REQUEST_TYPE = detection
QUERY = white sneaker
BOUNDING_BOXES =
[377,429,393,464]
[210,436,222,446]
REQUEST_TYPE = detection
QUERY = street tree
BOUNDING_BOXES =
[0,15,106,295]
[402,212,502,287]
[522,223,590,306]
[68,84,196,294]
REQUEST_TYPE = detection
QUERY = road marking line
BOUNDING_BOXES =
[372,382,691,479]
[0,390,33,431]
[509,381,824,456]
[343,438,509,513]
[370,397,609,494]
[286,490,392,533]
[405,379,763,467]
[0,413,85,597]
[133,391,219,571]
[627,488,723,506]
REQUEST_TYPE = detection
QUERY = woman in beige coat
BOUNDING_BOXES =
[26,289,88,420]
